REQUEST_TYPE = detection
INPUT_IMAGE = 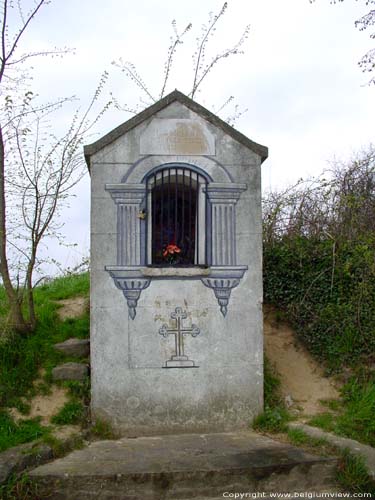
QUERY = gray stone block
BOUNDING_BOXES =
[54,338,90,358]
[29,432,339,499]
[52,362,89,381]
[0,442,53,485]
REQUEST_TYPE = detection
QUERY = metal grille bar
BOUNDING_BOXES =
[145,166,208,266]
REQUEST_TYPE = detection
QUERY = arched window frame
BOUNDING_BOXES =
[105,158,248,319]
[142,163,212,267]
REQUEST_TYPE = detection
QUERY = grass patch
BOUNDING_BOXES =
[319,398,342,412]
[0,473,40,500]
[50,400,85,425]
[42,433,85,458]
[285,429,375,494]
[90,418,116,440]
[0,272,89,452]
[337,449,375,495]
[253,406,290,433]
[63,379,90,402]
[308,377,375,447]
[287,428,328,448]
[0,273,89,410]
[0,411,49,452]
[35,272,89,301]
[308,412,335,432]
[57,315,89,340]
[252,356,290,433]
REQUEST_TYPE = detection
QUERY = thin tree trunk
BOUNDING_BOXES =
[25,249,36,329]
[0,124,28,332]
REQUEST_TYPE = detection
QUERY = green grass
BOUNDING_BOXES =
[51,400,85,425]
[0,473,40,500]
[0,272,90,451]
[286,429,375,495]
[0,272,89,408]
[308,412,335,432]
[337,449,375,495]
[287,427,329,448]
[34,272,89,301]
[90,418,116,440]
[308,377,375,447]
[0,411,49,452]
[252,356,291,433]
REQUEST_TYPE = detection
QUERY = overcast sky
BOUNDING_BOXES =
[12,0,375,273]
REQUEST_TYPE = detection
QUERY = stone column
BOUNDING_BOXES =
[105,184,146,266]
[202,183,247,317]
[105,184,149,319]
[206,183,247,266]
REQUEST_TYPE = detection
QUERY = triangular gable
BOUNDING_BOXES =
[84,90,268,168]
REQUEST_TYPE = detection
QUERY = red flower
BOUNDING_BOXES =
[163,244,181,258]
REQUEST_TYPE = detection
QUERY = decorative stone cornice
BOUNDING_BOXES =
[205,183,247,204]
[105,184,146,205]
[105,265,247,318]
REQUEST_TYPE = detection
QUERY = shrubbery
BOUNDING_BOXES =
[263,148,375,372]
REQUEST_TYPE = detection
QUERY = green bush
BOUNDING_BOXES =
[263,236,375,371]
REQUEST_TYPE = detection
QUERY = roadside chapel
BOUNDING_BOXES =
[84,90,268,435]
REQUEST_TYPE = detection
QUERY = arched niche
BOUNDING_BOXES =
[105,158,248,319]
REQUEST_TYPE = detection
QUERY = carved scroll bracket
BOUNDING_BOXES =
[106,267,150,320]
[201,266,247,317]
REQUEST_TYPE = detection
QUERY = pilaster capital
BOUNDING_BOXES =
[205,183,247,204]
[105,183,146,205]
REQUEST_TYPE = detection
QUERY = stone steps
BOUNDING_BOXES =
[29,431,339,499]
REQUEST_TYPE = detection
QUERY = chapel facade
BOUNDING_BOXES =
[85,90,268,435]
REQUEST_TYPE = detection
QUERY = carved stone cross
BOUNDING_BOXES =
[159,307,200,368]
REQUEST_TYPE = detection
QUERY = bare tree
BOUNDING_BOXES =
[4,77,110,329]
[311,0,375,84]
[263,146,375,244]
[0,1,110,332]
[0,0,55,332]
[111,2,250,124]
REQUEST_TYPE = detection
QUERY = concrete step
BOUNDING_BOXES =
[29,431,339,499]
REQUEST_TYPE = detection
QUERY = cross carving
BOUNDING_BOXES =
[159,307,200,368]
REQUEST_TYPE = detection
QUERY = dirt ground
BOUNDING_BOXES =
[264,305,339,415]
[10,297,88,425]
[10,383,69,425]
[56,297,88,321]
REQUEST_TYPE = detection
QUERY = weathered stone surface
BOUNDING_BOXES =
[0,442,53,485]
[289,422,375,480]
[88,92,266,434]
[29,431,339,499]
[52,362,89,381]
[54,338,90,358]
[140,118,216,155]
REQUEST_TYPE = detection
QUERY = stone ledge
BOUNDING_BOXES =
[54,338,90,358]
[289,422,375,480]
[141,267,210,278]
[29,431,338,499]
[0,442,53,485]
[52,363,89,381]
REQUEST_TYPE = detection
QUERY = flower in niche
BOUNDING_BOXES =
[163,243,181,264]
